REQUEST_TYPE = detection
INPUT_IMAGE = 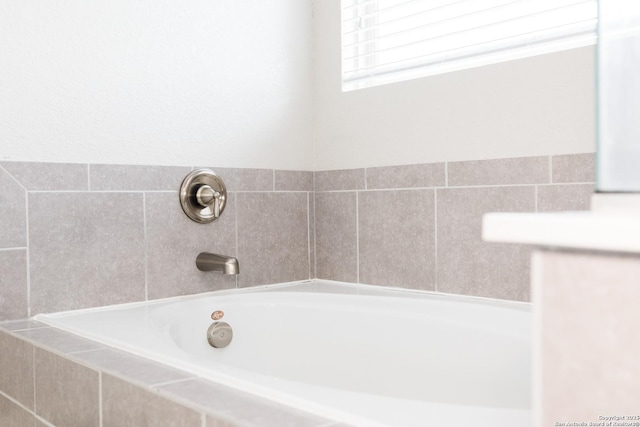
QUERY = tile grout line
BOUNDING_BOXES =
[234,193,239,289]
[272,170,275,191]
[533,182,595,186]
[20,183,595,194]
[0,164,28,191]
[313,181,595,194]
[66,347,105,356]
[307,192,311,280]
[32,344,36,415]
[0,390,36,423]
[445,162,448,187]
[434,189,438,293]
[143,193,149,301]
[37,417,55,427]
[150,376,196,388]
[99,372,103,427]
[25,192,31,318]
[27,190,177,194]
[0,246,27,252]
[3,325,50,333]
[355,191,360,284]
[313,173,317,279]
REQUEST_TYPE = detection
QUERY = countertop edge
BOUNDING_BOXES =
[483,211,640,254]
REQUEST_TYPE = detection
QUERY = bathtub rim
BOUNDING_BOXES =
[34,278,531,321]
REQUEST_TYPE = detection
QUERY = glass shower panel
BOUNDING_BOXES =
[598,1,640,191]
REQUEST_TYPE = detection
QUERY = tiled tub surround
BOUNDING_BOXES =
[315,153,595,301]
[0,320,337,427]
[0,153,593,321]
[0,154,591,426]
[0,162,315,320]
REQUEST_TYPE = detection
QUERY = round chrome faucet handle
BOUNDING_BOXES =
[195,185,221,217]
[179,169,227,224]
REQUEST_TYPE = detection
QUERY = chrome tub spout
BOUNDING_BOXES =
[196,253,239,275]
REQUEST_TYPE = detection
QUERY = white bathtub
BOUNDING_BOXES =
[36,280,531,427]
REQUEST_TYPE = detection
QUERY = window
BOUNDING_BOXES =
[341,0,598,91]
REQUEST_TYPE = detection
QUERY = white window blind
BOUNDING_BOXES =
[342,0,598,91]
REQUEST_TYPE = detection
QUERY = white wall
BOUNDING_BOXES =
[312,0,596,170]
[0,0,314,170]
[1,0,597,171]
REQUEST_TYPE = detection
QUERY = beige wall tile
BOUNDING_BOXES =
[89,164,190,191]
[160,378,330,427]
[537,183,594,212]
[71,348,192,386]
[16,328,102,354]
[1,162,88,191]
[0,250,27,321]
[359,190,435,289]
[551,153,595,183]
[145,192,236,299]
[29,193,145,314]
[315,169,365,191]
[206,168,274,192]
[366,163,445,189]
[315,192,358,282]
[102,374,202,427]
[237,192,310,286]
[0,393,35,427]
[35,348,99,427]
[437,186,535,300]
[0,332,34,409]
[448,156,549,186]
[274,170,313,191]
[0,168,26,248]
